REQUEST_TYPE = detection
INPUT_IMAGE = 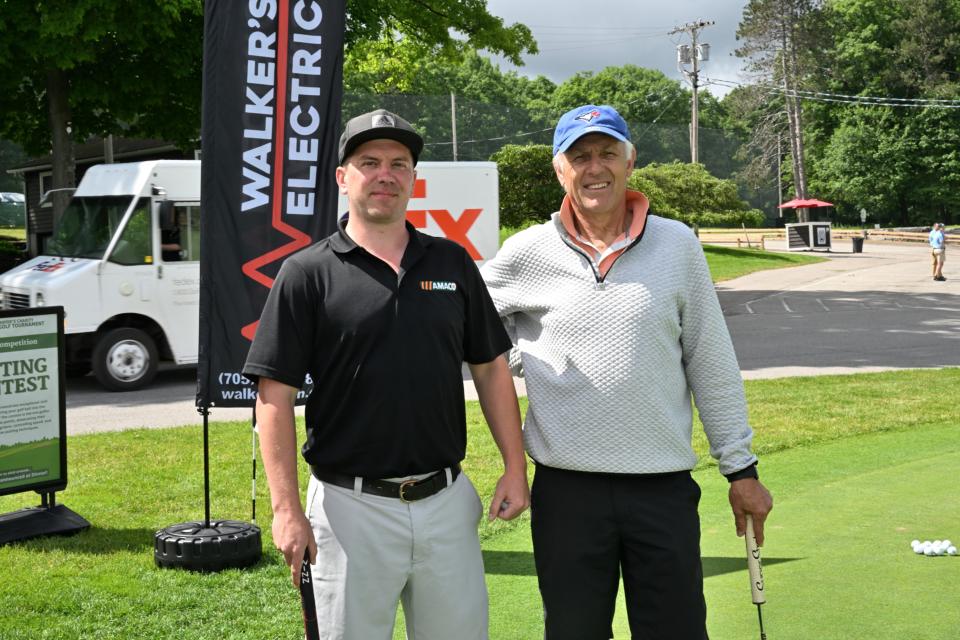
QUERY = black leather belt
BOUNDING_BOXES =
[310,464,460,503]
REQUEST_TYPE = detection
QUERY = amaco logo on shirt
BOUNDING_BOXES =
[420,280,457,292]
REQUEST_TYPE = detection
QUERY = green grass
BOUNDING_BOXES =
[1,369,957,639]
[693,425,960,640]
[702,244,825,282]
[499,224,825,283]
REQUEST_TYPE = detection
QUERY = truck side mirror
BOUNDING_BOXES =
[159,201,175,231]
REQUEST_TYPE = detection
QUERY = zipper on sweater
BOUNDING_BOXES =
[560,233,642,288]
[560,234,603,284]
[598,237,641,284]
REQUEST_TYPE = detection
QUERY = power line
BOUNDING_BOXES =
[423,91,678,149]
[423,126,553,148]
[635,91,687,138]
[705,77,960,108]
[536,37,650,52]
[525,23,674,33]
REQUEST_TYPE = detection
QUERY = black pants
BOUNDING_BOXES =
[531,464,708,640]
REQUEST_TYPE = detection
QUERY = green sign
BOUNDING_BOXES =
[0,308,66,496]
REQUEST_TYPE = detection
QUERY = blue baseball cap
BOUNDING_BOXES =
[553,105,630,156]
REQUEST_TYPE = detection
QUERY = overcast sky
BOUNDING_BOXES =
[483,0,751,98]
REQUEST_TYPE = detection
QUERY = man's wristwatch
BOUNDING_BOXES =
[725,462,759,483]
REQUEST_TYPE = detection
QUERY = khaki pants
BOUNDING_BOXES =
[932,248,946,273]
[305,471,488,640]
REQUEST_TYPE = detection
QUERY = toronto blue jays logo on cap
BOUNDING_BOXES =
[553,104,631,156]
[575,109,602,123]
[372,114,396,127]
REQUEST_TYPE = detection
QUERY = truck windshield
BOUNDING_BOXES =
[47,196,134,258]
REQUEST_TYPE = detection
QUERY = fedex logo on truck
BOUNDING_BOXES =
[337,161,499,263]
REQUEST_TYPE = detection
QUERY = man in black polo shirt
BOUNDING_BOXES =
[243,109,529,640]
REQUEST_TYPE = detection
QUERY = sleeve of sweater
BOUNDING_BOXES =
[677,231,758,476]
[480,235,525,376]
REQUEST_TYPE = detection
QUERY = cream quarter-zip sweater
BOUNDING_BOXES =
[481,211,757,476]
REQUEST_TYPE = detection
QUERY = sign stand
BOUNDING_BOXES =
[0,492,89,545]
[0,306,89,546]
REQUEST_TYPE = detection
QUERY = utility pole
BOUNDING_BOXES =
[777,136,784,221]
[450,92,458,162]
[671,19,714,165]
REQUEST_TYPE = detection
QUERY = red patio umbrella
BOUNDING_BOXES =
[778,198,834,208]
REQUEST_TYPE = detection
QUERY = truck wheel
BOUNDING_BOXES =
[92,328,158,391]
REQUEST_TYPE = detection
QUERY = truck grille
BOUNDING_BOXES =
[1,288,30,309]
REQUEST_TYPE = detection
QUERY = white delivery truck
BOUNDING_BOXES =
[0,160,500,391]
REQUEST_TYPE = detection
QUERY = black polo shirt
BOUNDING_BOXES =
[243,220,511,478]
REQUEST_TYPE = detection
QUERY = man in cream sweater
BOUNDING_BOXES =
[481,104,772,640]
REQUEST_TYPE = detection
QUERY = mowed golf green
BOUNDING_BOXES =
[462,425,960,640]
[0,370,957,639]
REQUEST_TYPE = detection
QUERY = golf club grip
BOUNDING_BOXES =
[299,550,320,640]
[745,515,766,605]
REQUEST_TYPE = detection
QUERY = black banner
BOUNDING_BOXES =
[198,0,344,407]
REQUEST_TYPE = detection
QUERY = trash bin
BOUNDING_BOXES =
[851,236,864,253]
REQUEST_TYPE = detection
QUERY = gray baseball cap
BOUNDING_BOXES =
[338,109,424,165]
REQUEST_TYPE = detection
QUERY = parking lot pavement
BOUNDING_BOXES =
[718,239,947,293]
[65,366,304,435]
[716,240,960,379]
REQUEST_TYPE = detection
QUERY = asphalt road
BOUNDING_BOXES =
[63,365,272,434]
[717,240,960,379]
[64,240,959,434]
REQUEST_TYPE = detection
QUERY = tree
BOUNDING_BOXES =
[550,66,690,125]
[0,140,27,193]
[721,84,789,219]
[736,0,824,220]
[344,44,554,160]
[891,0,960,97]
[549,66,700,169]
[816,108,912,224]
[0,0,536,218]
[804,0,960,225]
[490,144,562,227]
[344,0,534,66]
[0,0,205,218]
[629,162,765,227]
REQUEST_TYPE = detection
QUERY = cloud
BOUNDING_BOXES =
[483,0,750,97]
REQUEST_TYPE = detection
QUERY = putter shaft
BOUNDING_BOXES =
[757,603,767,640]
